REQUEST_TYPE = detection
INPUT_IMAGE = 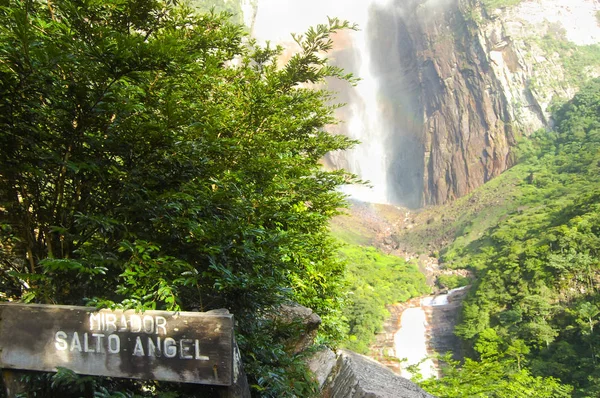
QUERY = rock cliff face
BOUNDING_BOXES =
[378,0,515,205]
[247,0,600,206]
[370,0,600,205]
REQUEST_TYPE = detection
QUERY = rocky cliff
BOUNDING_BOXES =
[371,0,600,205]
[315,349,435,398]
[383,0,516,205]
[246,0,600,206]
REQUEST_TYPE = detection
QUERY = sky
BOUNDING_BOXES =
[251,0,392,43]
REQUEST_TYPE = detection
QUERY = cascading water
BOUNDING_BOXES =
[393,286,469,379]
[394,306,436,379]
[341,13,390,204]
[249,0,424,207]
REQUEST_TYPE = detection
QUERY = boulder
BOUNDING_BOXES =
[274,303,322,354]
[307,347,337,389]
[322,350,435,398]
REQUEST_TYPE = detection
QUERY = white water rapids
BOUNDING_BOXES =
[394,286,469,379]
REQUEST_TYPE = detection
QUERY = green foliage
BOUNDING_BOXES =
[189,0,249,25]
[420,352,572,397]
[437,274,471,290]
[0,0,358,395]
[393,157,526,266]
[481,0,522,13]
[444,79,600,395]
[5,368,152,398]
[338,245,430,353]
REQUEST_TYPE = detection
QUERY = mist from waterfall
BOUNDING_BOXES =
[249,0,424,207]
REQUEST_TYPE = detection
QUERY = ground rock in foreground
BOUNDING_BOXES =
[322,349,435,398]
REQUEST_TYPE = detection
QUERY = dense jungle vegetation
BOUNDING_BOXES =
[0,0,358,396]
[420,79,600,397]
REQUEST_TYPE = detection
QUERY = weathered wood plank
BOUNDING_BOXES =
[0,303,234,386]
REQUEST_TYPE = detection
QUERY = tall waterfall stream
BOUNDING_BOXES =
[251,0,424,208]
[369,285,468,379]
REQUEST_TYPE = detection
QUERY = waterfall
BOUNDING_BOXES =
[340,7,392,205]
[248,0,424,207]
[394,286,469,379]
[394,307,437,379]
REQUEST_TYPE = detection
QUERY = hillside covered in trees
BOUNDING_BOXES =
[417,79,600,397]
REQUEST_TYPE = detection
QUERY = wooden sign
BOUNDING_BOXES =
[0,303,234,386]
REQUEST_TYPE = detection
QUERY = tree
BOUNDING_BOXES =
[571,302,600,365]
[0,0,357,395]
[420,353,573,398]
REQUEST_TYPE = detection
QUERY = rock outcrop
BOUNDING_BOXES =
[307,347,338,389]
[273,303,323,354]
[318,349,435,398]
[425,286,469,358]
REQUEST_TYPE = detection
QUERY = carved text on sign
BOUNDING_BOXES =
[52,312,210,360]
[0,304,234,385]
